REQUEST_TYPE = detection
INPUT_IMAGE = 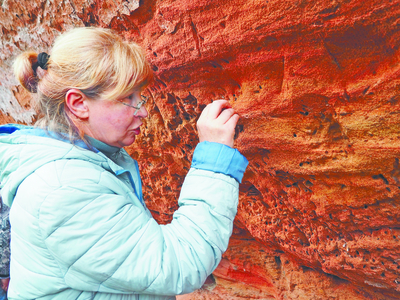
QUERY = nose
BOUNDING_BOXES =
[135,105,148,118]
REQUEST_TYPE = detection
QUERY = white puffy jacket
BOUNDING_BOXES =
[0,124,248,300]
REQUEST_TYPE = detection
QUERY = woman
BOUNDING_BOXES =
[0,27,248,300]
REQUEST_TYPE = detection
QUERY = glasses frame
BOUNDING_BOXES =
[113,95,148,116]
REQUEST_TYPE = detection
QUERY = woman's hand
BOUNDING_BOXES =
[197,100,239,148]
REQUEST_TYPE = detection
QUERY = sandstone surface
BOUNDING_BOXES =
[1,0,400,299]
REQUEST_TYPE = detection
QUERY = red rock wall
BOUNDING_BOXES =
[1,1,400,299]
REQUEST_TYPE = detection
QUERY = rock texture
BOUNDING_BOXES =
[1,0,400,299]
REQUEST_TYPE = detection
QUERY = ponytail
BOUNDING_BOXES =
[13,51,42,93]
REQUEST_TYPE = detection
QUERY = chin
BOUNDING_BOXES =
[120,136,136,147]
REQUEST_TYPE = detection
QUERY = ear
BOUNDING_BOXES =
[65,89,89,119]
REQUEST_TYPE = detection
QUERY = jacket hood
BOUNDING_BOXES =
[0,124,122,207]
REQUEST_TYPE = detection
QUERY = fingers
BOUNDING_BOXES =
[196,99,240,148]
[206,100,231,119]
[225,113,239,128]
[217,108,235,124]
[197,100,230,126]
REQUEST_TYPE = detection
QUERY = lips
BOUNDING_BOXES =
[131,124,142,135]
[131,128,140,135]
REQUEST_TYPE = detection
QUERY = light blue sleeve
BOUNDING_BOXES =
[143,142,248,294]
[191,141,249,183]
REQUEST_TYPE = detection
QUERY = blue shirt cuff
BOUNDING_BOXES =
[191,141,249,183]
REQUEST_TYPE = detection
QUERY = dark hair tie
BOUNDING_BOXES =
[33,52,50,71]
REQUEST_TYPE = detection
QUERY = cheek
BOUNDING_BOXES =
[92,101,135,131]
[107,109,134,130]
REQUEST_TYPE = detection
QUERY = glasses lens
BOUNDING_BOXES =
[129,96,140,107]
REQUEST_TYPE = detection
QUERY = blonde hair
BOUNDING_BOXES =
[14,27,152,141]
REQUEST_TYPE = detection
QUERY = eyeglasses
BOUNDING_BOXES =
[113,95,148,116]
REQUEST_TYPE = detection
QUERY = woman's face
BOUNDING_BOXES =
[84,89,148,148]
